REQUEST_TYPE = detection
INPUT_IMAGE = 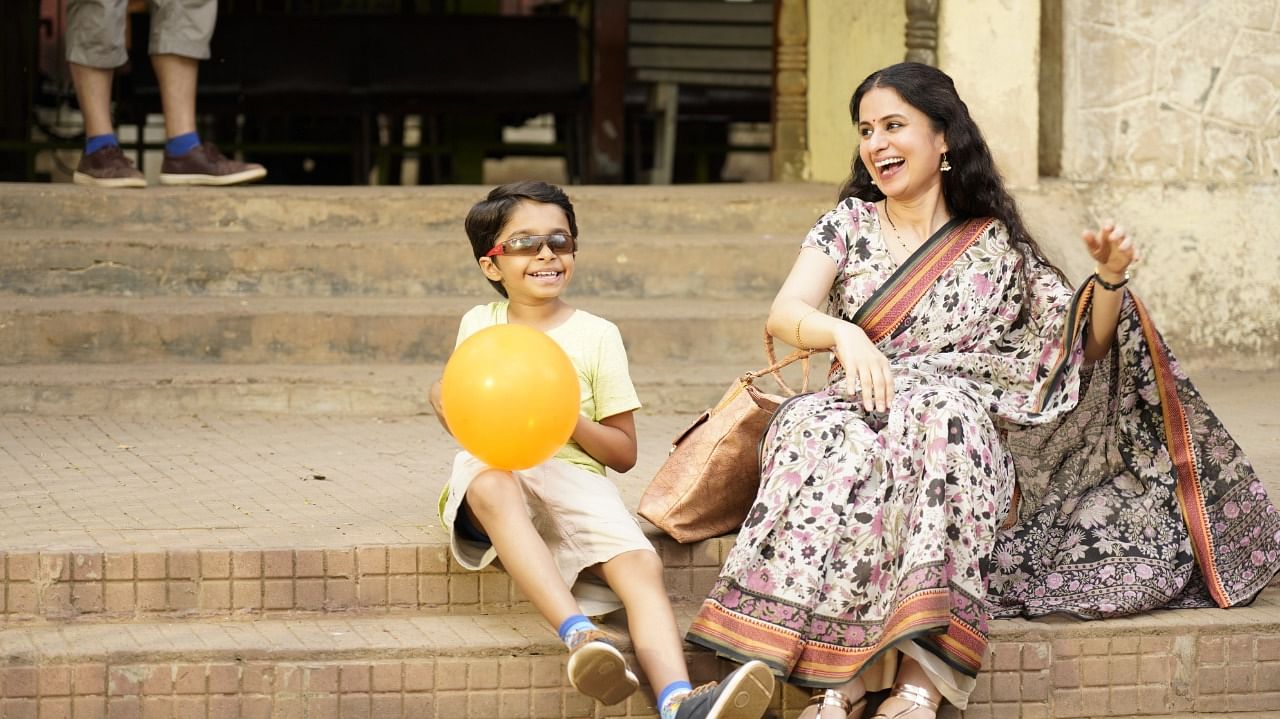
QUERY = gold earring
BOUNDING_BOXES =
[940,153,952,172]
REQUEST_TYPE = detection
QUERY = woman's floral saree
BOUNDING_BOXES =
[686,198,1280,700]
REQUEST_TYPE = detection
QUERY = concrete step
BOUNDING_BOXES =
[0,182,836,234]
[0,295,775,365]
[1,597,1279,718]
[0,228,797,300]
[0,360,824,416]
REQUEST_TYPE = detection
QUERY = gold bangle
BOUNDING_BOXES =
[795,309,818,348]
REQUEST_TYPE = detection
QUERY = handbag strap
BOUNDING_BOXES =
[755,329,826,397]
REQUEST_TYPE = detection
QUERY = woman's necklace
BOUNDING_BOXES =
[881,201,914,253]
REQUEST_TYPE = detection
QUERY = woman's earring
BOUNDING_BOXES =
[940,153,952,172]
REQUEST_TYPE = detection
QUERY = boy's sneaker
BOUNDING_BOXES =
[675,660,775,719]
[72,145,146,188]
[159,143,267,186]
[565,629,638,705]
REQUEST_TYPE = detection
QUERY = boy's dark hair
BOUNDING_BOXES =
[465,181,579,298]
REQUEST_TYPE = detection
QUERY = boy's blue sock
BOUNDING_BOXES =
[659,680,694,719]
[165,132,201,157]
[557,614,596,648]
[85,133,118,155]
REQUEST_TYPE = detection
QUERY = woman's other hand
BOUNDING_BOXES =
[832,322,894,413]
[1082,221,1139,282]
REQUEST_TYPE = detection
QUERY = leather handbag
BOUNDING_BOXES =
[639,332,820,543]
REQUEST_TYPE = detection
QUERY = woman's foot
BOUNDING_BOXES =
[869,682,941,719]
[797,677,867,719]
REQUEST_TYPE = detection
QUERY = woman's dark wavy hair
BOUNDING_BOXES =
[465,180,578,298]
[839,63,1067,300]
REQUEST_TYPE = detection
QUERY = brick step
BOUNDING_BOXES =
[0,360,822,416]
[0,531,732,624]
[3,399,1276,620]
[0,412,727,622]
[0,183,835,234]
[0,228,797,300]
[2,596,1279,718]
[0,295,775,365]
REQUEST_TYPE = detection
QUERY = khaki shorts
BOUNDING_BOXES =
[67,0,217,68]
[440,451,654,616]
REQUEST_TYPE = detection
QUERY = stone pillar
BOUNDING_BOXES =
[904,0,939,65]
[937,0,1040,188]
[805,0,906,183]
[773,0,808,182]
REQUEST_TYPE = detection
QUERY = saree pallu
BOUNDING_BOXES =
[988,291,1280,618]
[684,199,1280,702]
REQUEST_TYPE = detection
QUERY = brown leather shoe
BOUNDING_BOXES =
[72,145,146,188]
[159,142,267,186]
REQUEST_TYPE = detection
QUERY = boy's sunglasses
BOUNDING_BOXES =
[484,233,577,257]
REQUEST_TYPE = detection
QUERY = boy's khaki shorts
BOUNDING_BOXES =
[440,451,654,616]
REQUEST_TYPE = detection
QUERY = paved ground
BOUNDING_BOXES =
[1,369,1275,554]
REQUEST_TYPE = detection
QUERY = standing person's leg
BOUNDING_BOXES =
[69,63,115,138]
[600,550,774,719]
[151,53,198,140]
[66,0,145,187]
[151,0,266,185]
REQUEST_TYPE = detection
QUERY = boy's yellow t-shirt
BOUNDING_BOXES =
[452,301,642,477]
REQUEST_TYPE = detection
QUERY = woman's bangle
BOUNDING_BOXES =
[795,309,819,347]
[1094,268,1130,291]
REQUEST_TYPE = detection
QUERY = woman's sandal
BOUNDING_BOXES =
[807,688,868,719]
[869,683,940,719]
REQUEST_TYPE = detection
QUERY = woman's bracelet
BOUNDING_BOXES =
[1094,268,1130,291]
[795,309,819,347]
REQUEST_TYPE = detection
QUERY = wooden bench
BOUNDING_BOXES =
[627,0,774,183]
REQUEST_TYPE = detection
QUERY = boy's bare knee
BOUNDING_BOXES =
[465,470,522,515]
[606,549,664,578]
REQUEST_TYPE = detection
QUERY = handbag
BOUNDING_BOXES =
[639,331,821,543]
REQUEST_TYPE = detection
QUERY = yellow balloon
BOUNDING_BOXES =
[441,324,580,470]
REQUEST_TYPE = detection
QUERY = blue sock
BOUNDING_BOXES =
[556,614,596,647]
[659,680,694,719]
[85,133,118,155]
[165,132,201,157]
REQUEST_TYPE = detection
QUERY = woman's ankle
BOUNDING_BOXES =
[834,675,867,703]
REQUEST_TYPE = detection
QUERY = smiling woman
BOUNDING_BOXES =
[682,62,1280,719]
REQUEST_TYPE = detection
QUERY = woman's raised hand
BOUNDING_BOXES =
[1082,221,1140,280]
[832,322,894,413]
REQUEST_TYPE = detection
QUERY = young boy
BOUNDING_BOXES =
[430,181,774,719]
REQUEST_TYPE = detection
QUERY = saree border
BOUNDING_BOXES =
[687,580,986,686]
[1130,295,1227,606]
[852,216,992,343]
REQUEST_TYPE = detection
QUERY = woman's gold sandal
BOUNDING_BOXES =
[807,688,867,719]
[869,682,940,719]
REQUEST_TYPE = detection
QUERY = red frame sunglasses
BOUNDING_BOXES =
[484,233,578,257]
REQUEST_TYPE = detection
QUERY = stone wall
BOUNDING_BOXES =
[1019,180,1280,371]
[1057,0,1280,182]
[800,0,1279,369]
